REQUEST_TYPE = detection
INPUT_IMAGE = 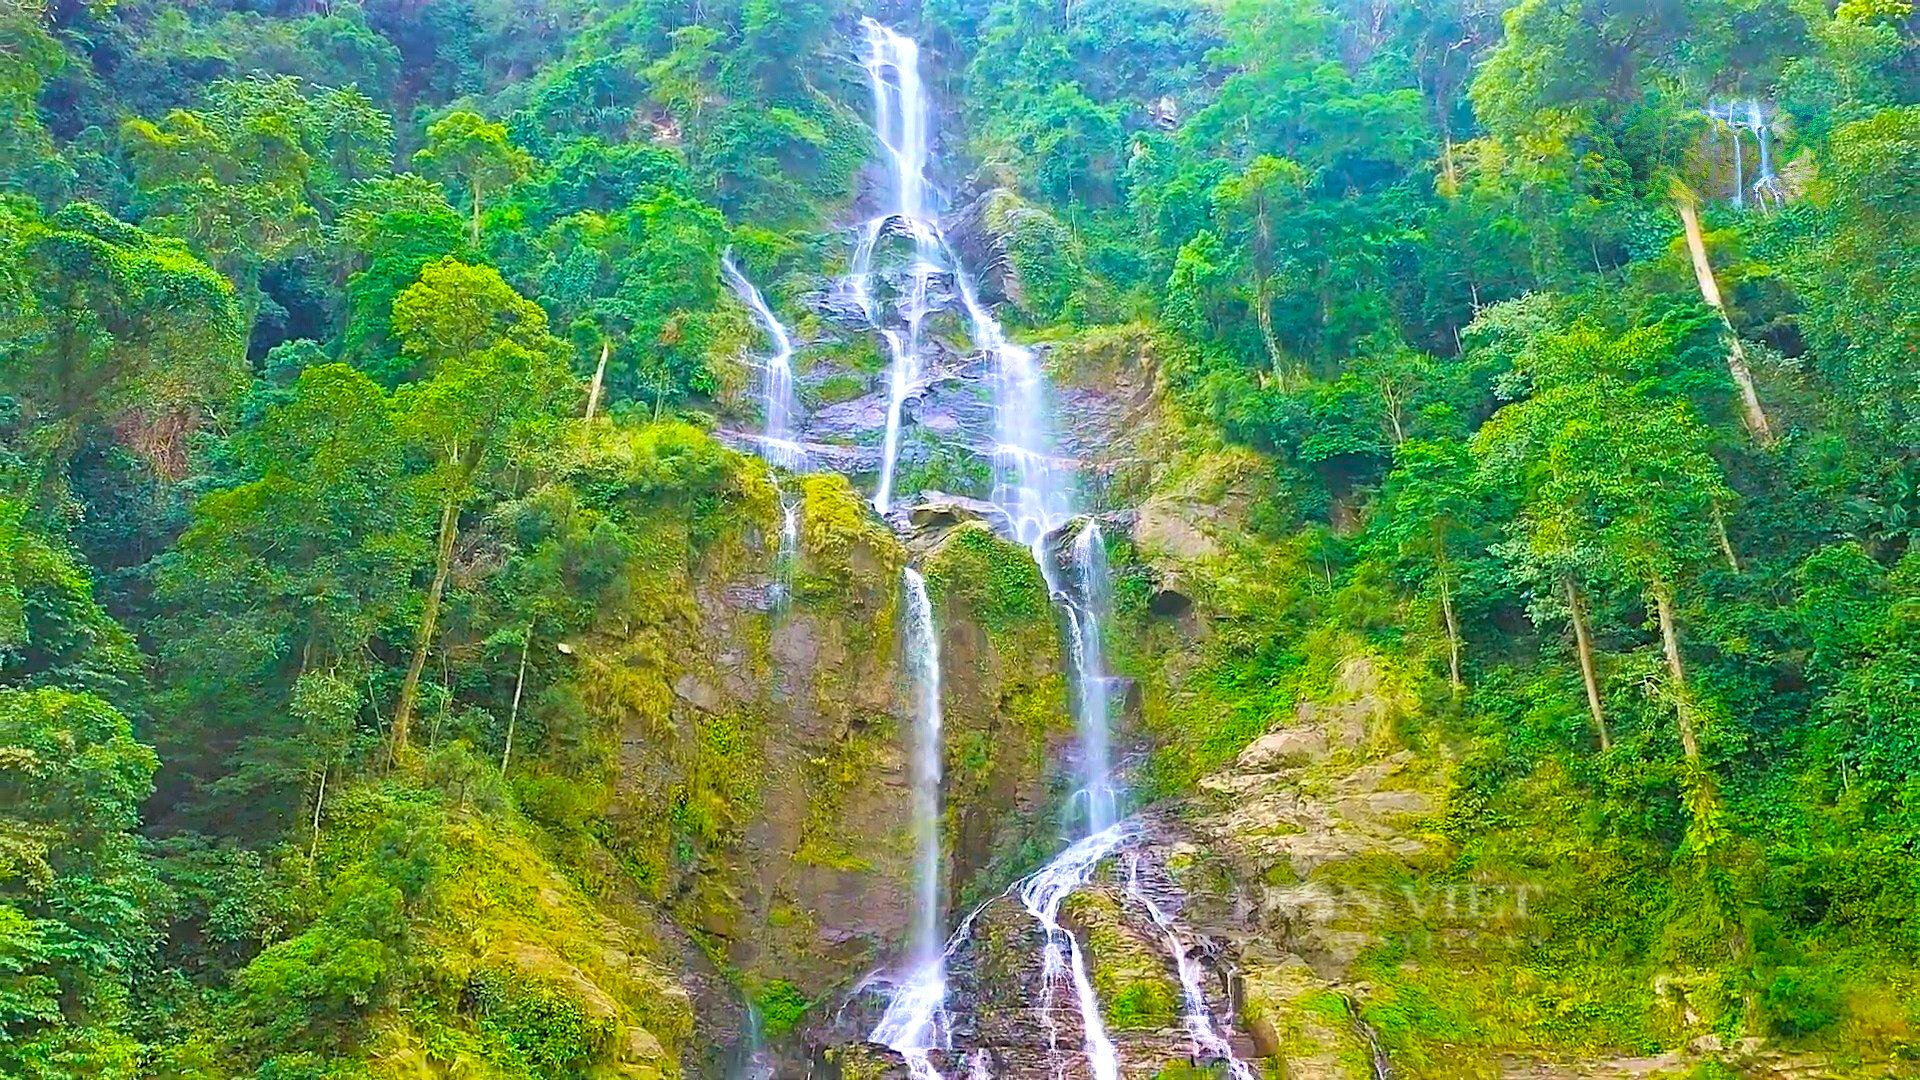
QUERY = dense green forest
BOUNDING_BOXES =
[0,0,1915,1076]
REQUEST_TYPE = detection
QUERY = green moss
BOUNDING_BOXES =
[1063,887,1180,1033]
[794,473,903,607]
[984,190,1097,326]
[804,372,870,407]
[752,979,811,1038]
[467,967,613,1079]
[795,715,891,872]
[924,523,1053,651]
[895,431,993,501]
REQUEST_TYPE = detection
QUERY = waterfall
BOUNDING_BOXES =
[1018,823,1131,1080]
[1123,855,1257,1080]
[722,255,805,470]
[1065,522,1118,833]
[854,19,944,514]
[1748,99,1784,209]
[854,23,1130,1076]
[1731,119,1745,209]
[956,269,1072,552]
[1704,100,1784,211]
[771,493,800,610]
[734,1004,775,1080]
[871,568,951,1078]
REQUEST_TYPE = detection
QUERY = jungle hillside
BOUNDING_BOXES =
[0,0,1915,1077]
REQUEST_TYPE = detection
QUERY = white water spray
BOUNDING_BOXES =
[850,20,1134,1074]
[1018,823,1131,1080]
[1704,100,1785,211]
[1065,522,1118,833]
[871,568,950,1078]
[854,19,945,513]
[1123,855,1257,1079]
[722,255,805,470]
[771,495,800,610]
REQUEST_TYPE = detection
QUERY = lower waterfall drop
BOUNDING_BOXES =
[771,492,800,610]
[871,568,951,1078]
[1124,855,1257,1080]
[1018,824,1131,1080]
[1065,521,1118,833]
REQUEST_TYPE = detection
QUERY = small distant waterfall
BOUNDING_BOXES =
[1123,855,1258,1080]
[871,568,951,1078]
[723,254,805,470]
[1704,100,1784,211]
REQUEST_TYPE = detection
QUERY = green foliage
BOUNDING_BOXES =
[0,687,156,1080]
[924,523,1053,649]
[1,0,1915,1071]
[466,967,611,1078]
[753,978,810,1039]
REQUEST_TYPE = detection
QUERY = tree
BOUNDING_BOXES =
[415,110,533,247]
[0,11,72,200]
[122,78,352,333]
[151,364,421,828]
[0,687,157,1079]
[1370,438,1497,689]
[1212,155,1310,380]
[0,202,245,485]
[1478,371,1735,773]
[1671,181,1774,441]
[386,261,574,756]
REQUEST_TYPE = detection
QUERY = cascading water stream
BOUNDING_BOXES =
[871,568,951,1078]
[734,1004,775,1080]
[1018,823,1131,1080]
[854,19,944,514]
[1747,100,1783,208]
[1066,523,1118,833]
[722,255,805,470]
[853,22,1131,1076]
[771,495,800,610]
[1123,855,1257,1080]
[1703,100,1783,211]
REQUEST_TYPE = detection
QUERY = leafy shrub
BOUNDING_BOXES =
[466,967,611,1079]
[755,979,810,1038]
[1762,966,1844,1037]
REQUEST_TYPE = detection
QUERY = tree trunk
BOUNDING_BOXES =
[470,177,483,248]
[1440,572,1463,692]
[1255,277,1288,383]
[501,624,531,775]
[585,339,611,422]
[1713,507,1742,573]
[1652,584,1702,764]
[308,765,327,865]
[1676,198,1773,442]
[1565,578,1611,751]
[393,498,458,758]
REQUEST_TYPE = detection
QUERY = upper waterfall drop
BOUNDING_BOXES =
[853,18,944,514]
[722,255,804,470]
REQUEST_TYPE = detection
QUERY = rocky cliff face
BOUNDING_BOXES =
[560,461,1074,1072]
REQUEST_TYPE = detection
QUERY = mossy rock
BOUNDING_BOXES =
[1238,957,1372,1080]
[795,472,904,607]
[923,522,1055,657]
[1062,886,1181,1033]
